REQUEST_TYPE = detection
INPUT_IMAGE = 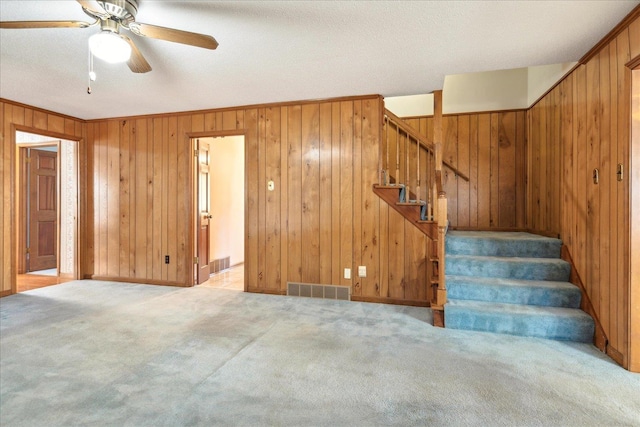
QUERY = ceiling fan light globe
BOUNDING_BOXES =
[89,32,131,63]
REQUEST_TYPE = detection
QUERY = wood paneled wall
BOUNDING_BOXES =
[527,13,640,369]
[402,111,527,229]
[0,99,85,295]
[85,95,433,304]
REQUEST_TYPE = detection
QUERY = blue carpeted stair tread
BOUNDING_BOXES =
[446,231,561,258]
[444,299,594,342]
[446,275,582,308]
[446,254,571,281]
[443,230,594,343]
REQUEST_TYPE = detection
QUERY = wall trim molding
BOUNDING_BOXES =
[90,275,191,287]
[0,98,84,123]
[85,94,384,123]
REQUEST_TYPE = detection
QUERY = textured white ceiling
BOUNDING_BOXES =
[0,1,637,120]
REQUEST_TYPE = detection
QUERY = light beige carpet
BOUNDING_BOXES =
[1,280,639,426]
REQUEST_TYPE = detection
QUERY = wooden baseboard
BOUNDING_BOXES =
[607,345,624,367]
[90,276,191,287]
[246,287,286,295]
[432,306,444,327]
[351,295,430,307]
[0,289,13,298]
[560,246,608,353]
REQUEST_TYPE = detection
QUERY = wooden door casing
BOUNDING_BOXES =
[197,139,211,284]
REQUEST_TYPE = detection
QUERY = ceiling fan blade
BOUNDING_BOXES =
[121,35,152,74]
[76,0,110,19]
[0,20,94,29]
[128,22,218,50]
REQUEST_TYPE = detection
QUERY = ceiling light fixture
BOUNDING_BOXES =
[89,31,131,63]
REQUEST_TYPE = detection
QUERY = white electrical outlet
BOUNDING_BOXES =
[358,266,366,277]
[344,268,351,279]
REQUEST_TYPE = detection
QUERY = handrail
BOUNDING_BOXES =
[384,109,470,182]
[379,97,448,325]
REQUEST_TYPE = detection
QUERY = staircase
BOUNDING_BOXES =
[444,231,595,342]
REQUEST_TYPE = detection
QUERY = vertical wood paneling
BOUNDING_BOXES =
[257,109,267,289]
[167,117,178,282]
[319,103,332,286]
[498,112,517,227]
[339,101,353,287]
[352,101,362,296]
[527,13,639,369]
[586,55,601,309]
[388,210,405,299]
[443,116,458,226]
[85,122,95,277]
[151,118,163,281]
[616,29,631,366]
[330,102,341,286]
[134,118,148,279]
[477,114,492,227]
[119,120,131,278]
[360,99,380,297]
[265,107,281,291]
[457,115,470,227]
[599,46,611,336]
[301,104,320,284]
[279,107,289,291]
[245,109,259,288]
[287,105,302,283]
[468,115,479,227]
[489,114,500,227]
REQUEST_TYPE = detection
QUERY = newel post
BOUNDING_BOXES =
[432,90,447,325]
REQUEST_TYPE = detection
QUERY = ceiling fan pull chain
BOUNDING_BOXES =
[87,49,96,94]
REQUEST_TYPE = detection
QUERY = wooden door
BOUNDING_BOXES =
[28,149,57,272]
[196,140,212,284]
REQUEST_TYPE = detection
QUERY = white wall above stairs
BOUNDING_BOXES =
[385,62,577,116]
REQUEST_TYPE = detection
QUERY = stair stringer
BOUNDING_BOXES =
[372,185,437,240]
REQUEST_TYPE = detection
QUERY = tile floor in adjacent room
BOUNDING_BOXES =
[199,264,244,291]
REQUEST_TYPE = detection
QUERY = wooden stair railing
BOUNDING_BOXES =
[374,91,468,326]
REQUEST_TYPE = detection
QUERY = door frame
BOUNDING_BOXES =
[11,125,83,294]
[188,130,246,288]
[17,142,59,274]
[628,54,640,373]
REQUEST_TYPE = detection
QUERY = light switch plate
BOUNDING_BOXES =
[344,268,351,279]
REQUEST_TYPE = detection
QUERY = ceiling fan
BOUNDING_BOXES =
[0,0,218,74]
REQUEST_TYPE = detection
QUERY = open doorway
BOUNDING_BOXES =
[192,135,245,290]
[15,131,79,292]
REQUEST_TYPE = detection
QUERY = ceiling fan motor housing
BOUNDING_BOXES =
[85,0,139,25]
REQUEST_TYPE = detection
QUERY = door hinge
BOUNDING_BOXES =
[194,149,198,157]
[26,247,30,254]
[617,163,624,182]
[194,256,199,265]
[25,157,31,163]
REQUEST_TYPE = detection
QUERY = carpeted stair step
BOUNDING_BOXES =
[446,231,561,258]
[446,254,570,282]
[446,275,582,308]
[444,299,594,342]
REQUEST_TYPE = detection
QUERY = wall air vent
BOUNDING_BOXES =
[287,282,351,301]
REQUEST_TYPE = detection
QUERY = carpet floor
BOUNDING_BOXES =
[1,280,639,426]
